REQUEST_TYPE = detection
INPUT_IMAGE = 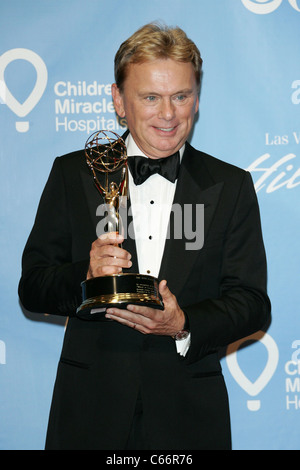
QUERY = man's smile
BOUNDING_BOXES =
[155,126,176,132]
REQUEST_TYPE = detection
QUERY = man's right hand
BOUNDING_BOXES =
[87,232,132,279]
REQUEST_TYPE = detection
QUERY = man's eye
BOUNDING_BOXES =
[146,96,157,102]
[175,95,186,101]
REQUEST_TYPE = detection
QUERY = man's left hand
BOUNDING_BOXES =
[105,280,185,337]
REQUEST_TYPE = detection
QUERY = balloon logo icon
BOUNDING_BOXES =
[226,331,279,411]
[241,0,283,15]
[0,48,48,132]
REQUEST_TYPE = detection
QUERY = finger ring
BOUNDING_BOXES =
[133,323,136,329]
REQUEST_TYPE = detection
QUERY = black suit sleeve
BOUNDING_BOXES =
[184,172,271,362]
[18,158,90,316]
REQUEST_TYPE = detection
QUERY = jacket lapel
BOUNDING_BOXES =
[80,168,102,232]
[158,143,224,298]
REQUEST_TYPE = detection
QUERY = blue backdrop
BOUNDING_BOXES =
[1,0,299,450]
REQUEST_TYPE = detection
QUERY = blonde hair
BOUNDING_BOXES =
[114,22,203,92]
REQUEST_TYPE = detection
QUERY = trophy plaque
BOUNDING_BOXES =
[76,130,164,319]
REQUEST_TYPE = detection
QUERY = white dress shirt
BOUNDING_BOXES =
[126,134,190,356]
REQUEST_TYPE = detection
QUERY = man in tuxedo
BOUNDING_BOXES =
[18,23,271,450]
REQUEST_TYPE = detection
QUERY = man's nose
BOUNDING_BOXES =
[158,98,175,120]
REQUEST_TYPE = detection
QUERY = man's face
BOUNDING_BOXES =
[112,59,199,159]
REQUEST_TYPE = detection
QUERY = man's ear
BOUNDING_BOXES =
[111,83,125,118]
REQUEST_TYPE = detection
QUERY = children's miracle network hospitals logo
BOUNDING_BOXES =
[0,48,48,133]
[241,0,300,14]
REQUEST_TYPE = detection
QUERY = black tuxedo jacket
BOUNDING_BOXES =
[19,140,271,450]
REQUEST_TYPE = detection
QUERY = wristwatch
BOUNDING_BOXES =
[173,312,190,341]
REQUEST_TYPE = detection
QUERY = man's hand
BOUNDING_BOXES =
[105,280,185,337]
[87,232,132,279]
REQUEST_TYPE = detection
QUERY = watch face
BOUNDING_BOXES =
[175,330,189,341]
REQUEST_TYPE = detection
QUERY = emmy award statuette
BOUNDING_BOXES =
[76,130,164,319]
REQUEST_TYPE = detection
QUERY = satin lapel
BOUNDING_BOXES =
[122,191,139,273]
[80,168,103,233]
[80,168,139,273]
[158,144,224,297]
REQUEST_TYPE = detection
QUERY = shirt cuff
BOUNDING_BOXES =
[175,333,191,357]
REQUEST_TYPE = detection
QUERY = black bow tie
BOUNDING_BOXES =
[128,151,180,185]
